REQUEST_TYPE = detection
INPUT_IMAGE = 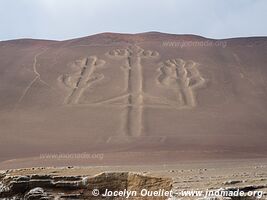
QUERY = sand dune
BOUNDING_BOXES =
[0,32,267,168]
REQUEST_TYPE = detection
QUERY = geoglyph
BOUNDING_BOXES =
[59,45,207,137]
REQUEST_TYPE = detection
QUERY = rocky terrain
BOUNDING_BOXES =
[0,159,266,200]
[0,170,172,199]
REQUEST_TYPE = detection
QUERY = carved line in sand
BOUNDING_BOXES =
[158,58,206,107]
[58,56,106,104]
[106,45,159,137]
[15,48,53,109]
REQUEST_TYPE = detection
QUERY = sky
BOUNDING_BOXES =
[0,0,266,41]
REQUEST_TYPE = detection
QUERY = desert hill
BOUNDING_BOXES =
[0,32,267,168]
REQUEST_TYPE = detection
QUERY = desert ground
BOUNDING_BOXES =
[0,32,266,199]
[0,32,267,168]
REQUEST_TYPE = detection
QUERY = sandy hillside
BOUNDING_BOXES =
[0,32,267,168]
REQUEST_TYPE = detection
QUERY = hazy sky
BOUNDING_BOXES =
[0,0,266,41]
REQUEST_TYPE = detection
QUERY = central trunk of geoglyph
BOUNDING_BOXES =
[124,48,144,137]
[115,45,159,137]
[100,45,160,138]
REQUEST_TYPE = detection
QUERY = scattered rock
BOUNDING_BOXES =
[0,171,5,179]
[0,172,172,199]
[24,187,48,200]
[223,180,242,185]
